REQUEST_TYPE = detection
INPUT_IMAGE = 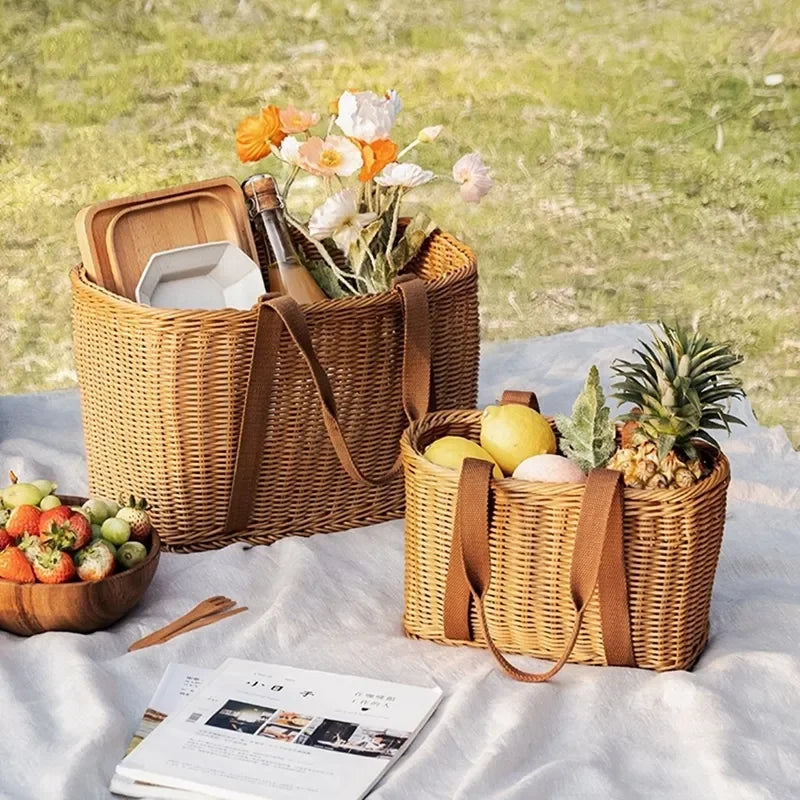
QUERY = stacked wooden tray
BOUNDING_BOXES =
[75,177,258,300]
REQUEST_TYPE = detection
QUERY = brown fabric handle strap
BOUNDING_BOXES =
[264,277,430,485]
[500,389,540,411]
[443,459,635,682]
[224,277,431,534]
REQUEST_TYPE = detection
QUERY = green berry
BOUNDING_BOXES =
[84,498,116,524]
[117,541,147,569]
[2,483,44,509]
[31,480,57,497]
[91,523,103,540]
[39,495,62,511]
[102,498,121,517]
[100,517,130,546]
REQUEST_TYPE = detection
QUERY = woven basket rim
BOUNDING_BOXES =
[400,407,731,501]
[70,230,476,321]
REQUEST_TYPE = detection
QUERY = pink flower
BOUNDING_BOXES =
[279,105,320,134]
[298,135,363,177]
[452,152,493,204]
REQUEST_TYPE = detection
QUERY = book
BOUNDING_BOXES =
[113,659,442,800]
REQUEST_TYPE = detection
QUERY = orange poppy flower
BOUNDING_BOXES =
[235,105,286,163]
[357,139,398,182]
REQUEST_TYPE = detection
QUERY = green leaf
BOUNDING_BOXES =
[390,213,437,276]
[348,218,385,279]
[306,257,349,298]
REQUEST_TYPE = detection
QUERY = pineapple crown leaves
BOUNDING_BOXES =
[554,365,617,472]
[611,322,745,459]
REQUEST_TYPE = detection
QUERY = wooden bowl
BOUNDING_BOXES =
[0,496,161,636]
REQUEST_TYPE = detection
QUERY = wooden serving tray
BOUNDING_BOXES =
[75,177,258,300]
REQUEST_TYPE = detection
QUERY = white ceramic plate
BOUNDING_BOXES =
[135,242,266,310]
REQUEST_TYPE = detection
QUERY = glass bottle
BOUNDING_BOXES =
[241,174,327,304]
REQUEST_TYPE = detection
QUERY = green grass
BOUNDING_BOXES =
[2,0,798,444]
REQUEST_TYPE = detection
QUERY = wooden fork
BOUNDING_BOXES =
[128,596,244,651]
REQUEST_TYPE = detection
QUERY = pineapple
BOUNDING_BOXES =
[608,323,744,489]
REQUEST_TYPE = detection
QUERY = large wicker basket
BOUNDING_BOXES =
[71,230,478,551]
[401,391,731,679]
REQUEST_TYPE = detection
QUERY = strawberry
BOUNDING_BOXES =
[33,547,76,584]
[0,546,36,583]
[74,541,116,582]
[116,496,152,543]
[6,505,42,539]
[18,534,44,563]
[41,510,91,552]
[0,529,13,551]
[39,506,72,535]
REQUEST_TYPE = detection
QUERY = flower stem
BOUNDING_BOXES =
[397,139,420,159]
[284,212,362,295]
[282,166,300,201]
[385,188,403,273]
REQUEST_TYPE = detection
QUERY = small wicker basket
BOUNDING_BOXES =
[401,391,731,679]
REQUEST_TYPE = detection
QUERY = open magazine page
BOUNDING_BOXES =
[117,658,443,800]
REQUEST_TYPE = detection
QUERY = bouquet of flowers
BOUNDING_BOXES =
[235,89,492,296]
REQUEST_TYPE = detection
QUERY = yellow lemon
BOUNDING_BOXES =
[480,404,556,475]
[423,436,504,480]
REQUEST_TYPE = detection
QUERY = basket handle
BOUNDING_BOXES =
[443,458,635,681]
[500,389,540,410]
[224,275,431,534]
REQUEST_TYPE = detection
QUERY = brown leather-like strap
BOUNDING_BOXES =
[393,274,432,422]
[224,295,284,534]
[224,278,431,533]
[443,460,635,681]
[500,389,540,411]
[444,458,493,642]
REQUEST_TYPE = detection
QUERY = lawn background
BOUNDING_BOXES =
[1,0,798,444]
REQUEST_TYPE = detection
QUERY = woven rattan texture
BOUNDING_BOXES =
[401,410,731,672]
[71,231,478,551]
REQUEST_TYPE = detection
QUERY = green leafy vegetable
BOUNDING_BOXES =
[555,365,617,472]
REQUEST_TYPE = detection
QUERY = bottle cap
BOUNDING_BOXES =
[241,174,283,215]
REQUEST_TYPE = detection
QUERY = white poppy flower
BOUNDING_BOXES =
[308,189,378,253]
[418,125,443,143]
[280,135,302,166]
[335,90,400,142]
[452,152,493,204]
[374,162,434,188]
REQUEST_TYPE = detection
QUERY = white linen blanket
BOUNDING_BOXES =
[0,325,798,800]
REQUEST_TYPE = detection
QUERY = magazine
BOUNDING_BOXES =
[115,658,442,800]
[111,664,214,799]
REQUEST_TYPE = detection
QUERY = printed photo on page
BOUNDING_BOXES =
[116,658,442,800]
